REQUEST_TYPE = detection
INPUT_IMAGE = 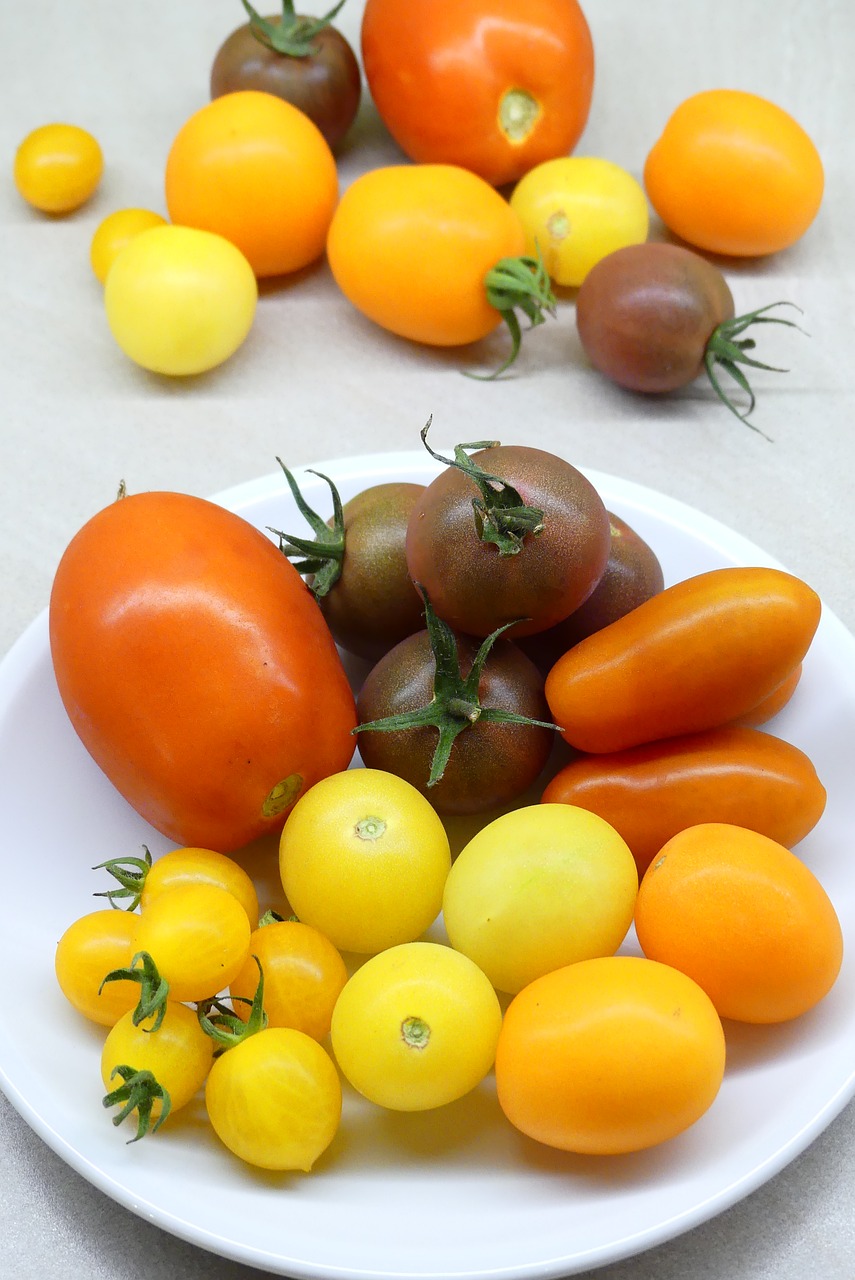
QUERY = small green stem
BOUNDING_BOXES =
[242,0,349,57]
[100,951,170,1032]
[103,1065,171,1143]
[473,245,557,379]
[197,956,268,1053]
[704,301,804,438]
[92,844,152,911]
[268,459,344,598]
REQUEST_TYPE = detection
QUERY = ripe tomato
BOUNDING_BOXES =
[510,157,649,287]
[542,726,827,875]
[49,490,357,851]
[14,123,103,214]
[135,883,251,1003]
[278,768,451,954]
[644,89,824,257]
[442,804,637,994]
[326,164,556,372]
[545,566,822,753]
[165,90,338,278]
[104,224,258,376]
[205,1025,342,1170]
[139,847,259,925]
[635,823,844,1023]
[360,0,594,187]
[89,208,167,284]
[55,909,141,1027]
[330,941,503,1111]
[229,919,348,1040]
[731,662,802,727]
[496,956,726,1154]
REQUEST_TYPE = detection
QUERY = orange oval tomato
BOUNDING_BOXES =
[730,662,802,727]
[644,89,824,257]
[361,0,594,188]
[49,490,357,851]
[545,566,821,753]
[495,955,726,1154]
[165,90,338,278]
[635,823,844,1023]
[541,725,827,875]
[326,164,530,349]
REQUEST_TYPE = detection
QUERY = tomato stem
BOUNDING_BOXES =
[704,301,804,438]
[102,1065,171,1143]
[99,950,170,1033]
[197,955,268,1052]
[475,247,557,379]
[92,844,152,911]
[269,458,344,598]
[242,0,350,58]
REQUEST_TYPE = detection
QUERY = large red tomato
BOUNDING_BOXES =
[49,491,357,851]
[360,0,595,188]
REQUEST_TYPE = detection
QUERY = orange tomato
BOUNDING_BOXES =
[495,955,726,1154]
[541,726,827,875]
[229,920,348,1041]
[730,662,802,727]
[164,90,338,278]
[545,566,821,753]
[635,823,844,1023]
[361,0,594,188]
[644,89,824,257]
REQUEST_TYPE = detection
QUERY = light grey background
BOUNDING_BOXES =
[2,1,854,1277]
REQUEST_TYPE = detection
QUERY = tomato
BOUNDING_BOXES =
[495,955,726,1154]
[103,225,257,376]
[14,123,103,214]
[272,465,426,662]
[102,1001,215,1141]
[326,164,556,374]
[330,941,503,1111]
[520,511,664,672]
[89,208,167,284]
[55,909,140,1027]
[278,768,451,954]
[165,90,338,278]
[139,847,259,924]
[575,242,800,428]
[542,726,827,876]
[731,662,802,727]
[135,883,251,1003]
[229,918,348,1040]
[360,0,594,188]
[405,435,611,638]
[210,1,361,150]
[545,566,821,753]
[644,89,824,257]
[442,804,637,994]
[635,824,844,1023]
[510,157,649,287]
[49,490,357,851]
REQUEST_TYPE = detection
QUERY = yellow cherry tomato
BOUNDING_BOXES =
[229,919,348,1040]
[139,846,259,927]
[509,157,649,287]
[14,123,103,214]
[90,208,168,283]
[54,909,140,1027]
[103,223,257,376]
[135,882,251,1002]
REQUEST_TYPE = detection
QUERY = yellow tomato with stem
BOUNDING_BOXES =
[229,918,348,1040]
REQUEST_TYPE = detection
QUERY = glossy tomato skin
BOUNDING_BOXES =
[210,21,361,151]
[356,630,555,815]
[405,445,611,638]
[361,0,594,188]
[326,164,528,347]
[542,725,827,876]
[49,491,357,851]
[545,566,821,753]
[575,242,735,393]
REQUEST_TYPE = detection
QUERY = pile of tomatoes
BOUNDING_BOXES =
[13,0,823,423]
[49,426,843,1170]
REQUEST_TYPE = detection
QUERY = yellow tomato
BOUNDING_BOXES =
[90,208,168,283]
[509,157,649,287]
[14,123,103,214]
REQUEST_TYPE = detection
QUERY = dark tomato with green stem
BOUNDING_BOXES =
[405,424,611,640]
[575,242,801,434]
[210,0,362,150]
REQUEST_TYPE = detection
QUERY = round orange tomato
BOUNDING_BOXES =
[164,90,338,278]
[361,0,594,188]
[644,89,824,257]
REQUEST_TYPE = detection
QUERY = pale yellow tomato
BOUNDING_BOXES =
[14,123,103,214]
[90,208,168,283]
[509,156,649,287]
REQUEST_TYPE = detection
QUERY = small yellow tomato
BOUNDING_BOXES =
[230,920,348,1040]
[509,156,649,287]
[103,223,257,376]
[90,208,168,283]
[135,882,251,1002]
[140,846,259,927]
[14,123,103,214]
[54,909,140,1027]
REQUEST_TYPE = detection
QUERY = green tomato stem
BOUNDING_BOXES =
[268,458,344,598]
[704,301,804,438]
[475,246,557,379]
[99,950,170,1032]
[242,0,350,58]
[103,1065,171,1143]
[197,955,268,1052]
[92,844,152,911]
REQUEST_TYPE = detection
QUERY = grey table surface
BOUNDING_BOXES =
[2,1,854,1277]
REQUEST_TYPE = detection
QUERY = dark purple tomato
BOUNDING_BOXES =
[210,5,362,151]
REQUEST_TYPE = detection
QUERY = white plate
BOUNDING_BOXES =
[1,450,855,1279]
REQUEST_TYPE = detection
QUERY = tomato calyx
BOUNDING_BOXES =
[476,247,557,378]
[499,89,541,144]
[269,458,344,598]
[421,423,545,555]
[197,956,268,1054]
[239,0,349,58]
[401,1015,431,1050]
[102,1064,172,1143]
[354,585,561,787]
[704,302,804,437]
[92,844,153,911]
[100,950,170,1032]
